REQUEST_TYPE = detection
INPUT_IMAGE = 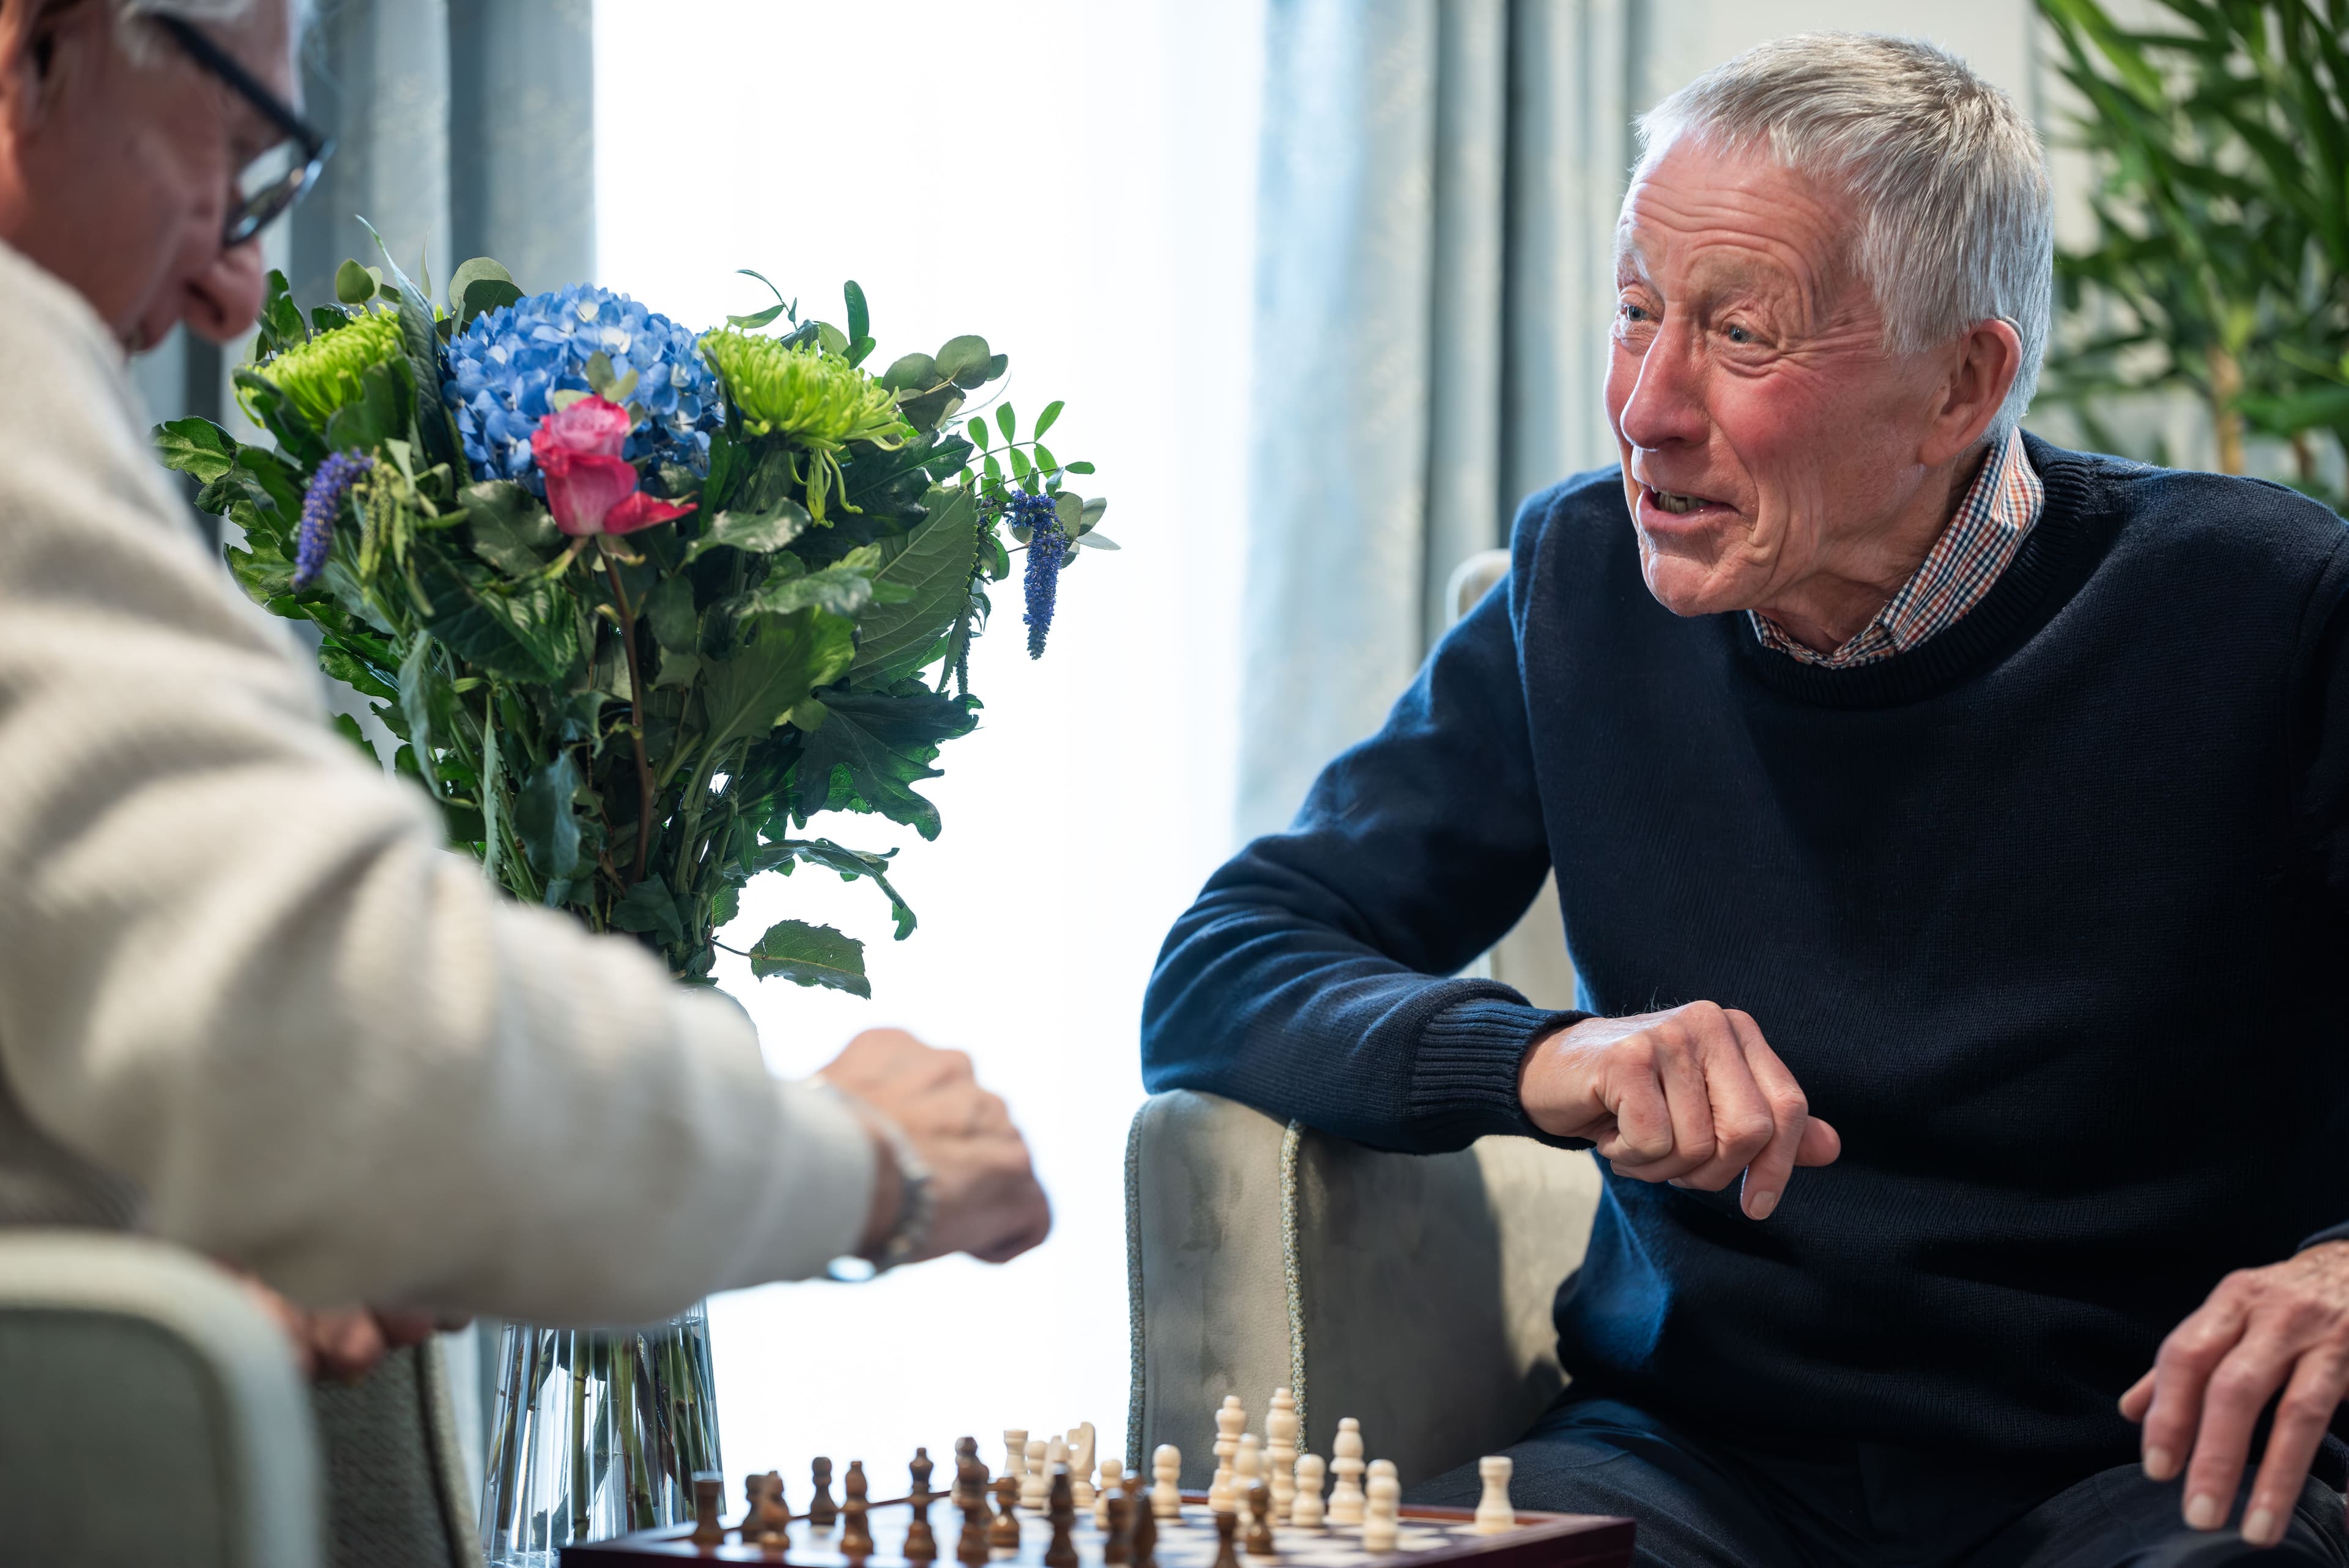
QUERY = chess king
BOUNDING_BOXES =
[0,0,1047,1374]
[1146,33,2349,1568]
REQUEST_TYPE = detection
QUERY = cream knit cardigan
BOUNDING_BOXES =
[0,242,875,1323]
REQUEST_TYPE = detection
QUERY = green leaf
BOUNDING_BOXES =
[335,258,378,306]
[683,499,811,563]
[880,352,939,393]
[699,608,856,756]
[935,334,992,384]
[967,417,989,450]
[330,711,384,767]
[727,269,793,331]
[644,573,700,653]
[750,563,875,620]
[514,752,584,883]
[848,488,981,688]
[996,404,1017,442]
[1034,399,1064,439]
[792,683,979,839]
[1078,532,1120,551]
[447,256,514,310]
[154,417,239,483]
[359,218,462,474]
[1033,443,1058,474]
[844,280,869,346]
[610,872,688,948]
[759,838,918,940]
[1008,446,1032,481]
[255,270,305,357]
[747,918,869,996]
[420,563,581,685]
[1064,461,1095,475]
[461,481,559,576]
[322,360,405,453]
[398,632,444,795]
[460,277,525,327]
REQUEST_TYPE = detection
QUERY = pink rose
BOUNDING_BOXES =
[531,395,695,537]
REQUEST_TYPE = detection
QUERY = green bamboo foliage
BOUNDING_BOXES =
[2036,0,2349,501]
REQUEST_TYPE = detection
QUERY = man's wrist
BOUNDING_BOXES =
[857,1126,905,1258]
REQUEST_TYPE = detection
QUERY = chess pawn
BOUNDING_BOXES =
[1472,1455,1515,1534]
[811,1457,840,1526]
[989,1474,1023,1550]
[1264,1388,1299,1523]
[1095,1456,1125,1529]
[1244,1479,1277,1558]
[1004,1430,1030,1490]
[956,1447,992,1567]
[1123,1473,1157,1568]
[1327,1419,1366,1525]
[1291,1454,1326,1529]
[1045,1466,1080,1568]
[841,1460,875,1558]
[1362,1461,1401,1553]
[1151,1444,1183,1520]
[907,1449,940,1562]
[1069,1422,1099,1509]
[1212,1506,1242,1568]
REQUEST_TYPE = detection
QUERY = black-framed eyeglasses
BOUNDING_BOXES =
[152,15,333,247]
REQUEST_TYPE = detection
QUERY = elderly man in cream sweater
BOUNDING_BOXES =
[0,0,1050,1373]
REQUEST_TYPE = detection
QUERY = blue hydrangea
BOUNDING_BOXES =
[294,450,374,589]
[1009,489,1068,659]
[443,284,719,492]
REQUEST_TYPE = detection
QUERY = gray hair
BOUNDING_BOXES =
[113,0,307,64]
[1633,33,2054,442]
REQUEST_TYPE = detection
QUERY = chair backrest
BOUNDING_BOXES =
[0,1230,324,1568]
[1126,1091,1601,1490]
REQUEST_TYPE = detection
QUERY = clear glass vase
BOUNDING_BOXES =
[478,1302,724,1566]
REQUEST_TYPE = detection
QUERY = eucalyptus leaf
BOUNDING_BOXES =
[335,258,379,306]
[934,334,990,384]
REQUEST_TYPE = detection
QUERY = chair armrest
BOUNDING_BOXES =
[1126,1092,1602,1488]
[0,1229,324,1568]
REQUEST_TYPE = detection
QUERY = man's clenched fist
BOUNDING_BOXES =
[819,1028,1052,1266]
[1518,1001,1839,1219]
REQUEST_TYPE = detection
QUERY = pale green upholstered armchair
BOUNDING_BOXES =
[1122,1092,1603,1490]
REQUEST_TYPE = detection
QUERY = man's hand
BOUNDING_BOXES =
[1518,1001,1839,1219]
[818,1028,1052,1266]
[232,1272,456,1381]
[2121,1240,2349,1548]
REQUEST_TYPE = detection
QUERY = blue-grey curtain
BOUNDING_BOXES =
[1237,0,1632,841]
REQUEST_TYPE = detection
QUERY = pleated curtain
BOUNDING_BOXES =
[1238,0,1633,842]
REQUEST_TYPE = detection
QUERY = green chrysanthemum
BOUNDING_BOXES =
[698,328,912,521]
[253,310,407,429]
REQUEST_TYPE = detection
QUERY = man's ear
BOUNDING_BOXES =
[0,0,91,126]
[1919,317,2024,467]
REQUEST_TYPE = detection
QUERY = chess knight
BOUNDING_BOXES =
[1146,31,2349,1568]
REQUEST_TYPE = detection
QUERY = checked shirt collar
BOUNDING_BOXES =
[1750,428,2045,669]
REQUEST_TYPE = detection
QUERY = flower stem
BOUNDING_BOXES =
[601,544,658,887]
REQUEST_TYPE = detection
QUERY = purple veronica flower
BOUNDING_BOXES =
[1011,489,1068,659]
[294,450,375,589]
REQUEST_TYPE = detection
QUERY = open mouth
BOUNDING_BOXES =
[1644,486,1727,518]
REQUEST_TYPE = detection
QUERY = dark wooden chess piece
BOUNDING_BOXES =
[842,1460,876,1558]
[692,1474,727,1546]
[989,1474,1023,1550]
[956,1444,992,1567]
[1244,1479,1276,1558]
[743,1471,792,1551]
[1125,1473,1157,1568]
[906,1448,940,1562]
[1212,1506,1242,1568]
[1045,1465,1080,1568]
[811,1457,841,1526]
[1105,1491,1133,1566]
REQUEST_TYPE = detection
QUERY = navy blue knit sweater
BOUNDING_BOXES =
[1141,437,2349,1475]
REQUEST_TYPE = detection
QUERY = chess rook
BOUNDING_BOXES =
[1328,1420,1366,1526]
[1151,1444,1183,1520]
[1291,1454,1326,1529]
[1472,1456,1515,1536]
[1024,1438,1053,1512]
[692,1474,725,1546]
[811,1457,839,1526]
[1265,1389,1299,1525]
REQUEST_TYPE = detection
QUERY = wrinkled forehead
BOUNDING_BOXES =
[1613,132,1861,316]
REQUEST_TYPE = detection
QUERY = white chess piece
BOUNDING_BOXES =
[1152,1444,1183,1520]
[1265,1389,1299,1523]
[1362,1460,1401,1553]
[1291,1454,1327,1529]
[1023,1438,1052,1510]
[1328,1418,1366,1525]
[1210,1395,1245,1512]
[1069,1424,1098,1509]
[1004,1430,1029,1490]
[1472,1456,1515,1534]
[1235,1433,1263,1493]
[1094,1456,1124,1528]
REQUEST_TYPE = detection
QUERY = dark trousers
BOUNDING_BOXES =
[1409,1399,2349,1568]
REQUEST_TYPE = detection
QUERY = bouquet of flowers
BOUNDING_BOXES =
[154,245,1112,1560]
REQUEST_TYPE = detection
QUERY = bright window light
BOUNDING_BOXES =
[595,0,1263,1483]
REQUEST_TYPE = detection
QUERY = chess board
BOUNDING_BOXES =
[562,1495,1634,1568]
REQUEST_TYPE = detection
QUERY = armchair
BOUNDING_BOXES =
[1122,1091,1602,1490]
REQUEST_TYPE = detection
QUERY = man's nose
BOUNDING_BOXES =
[183,242,269,345]
[1616,324,1708,451]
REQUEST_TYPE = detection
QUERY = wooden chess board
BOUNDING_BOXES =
[562,1495,1634,1568]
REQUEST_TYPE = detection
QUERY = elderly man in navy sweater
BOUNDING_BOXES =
[1143,33,2349,1568]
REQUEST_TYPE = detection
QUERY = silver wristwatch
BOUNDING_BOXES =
[819,1083,935,1282]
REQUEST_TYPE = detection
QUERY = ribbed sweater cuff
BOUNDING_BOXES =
[1409,996,1592,1151]
[2299,1222,2349,1254]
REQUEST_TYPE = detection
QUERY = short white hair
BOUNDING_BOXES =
[113,0,308,64]
[1634,33,2054,442]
